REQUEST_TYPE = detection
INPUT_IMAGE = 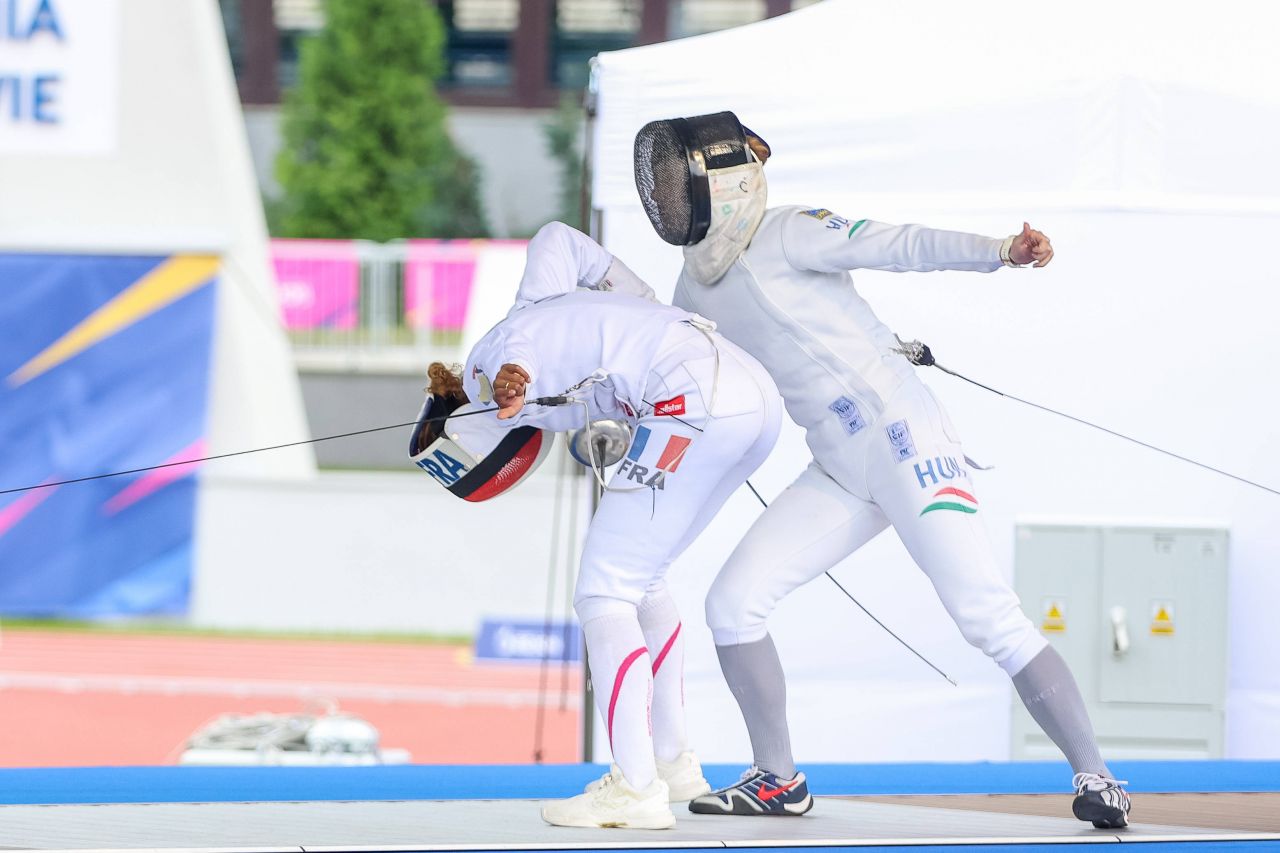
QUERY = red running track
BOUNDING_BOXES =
[0,629,581,767]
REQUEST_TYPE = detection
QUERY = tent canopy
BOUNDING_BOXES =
[592,0,1280,216]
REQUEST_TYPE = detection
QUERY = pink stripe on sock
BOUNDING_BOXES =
[651,622,682,675]
[606,647,648,748]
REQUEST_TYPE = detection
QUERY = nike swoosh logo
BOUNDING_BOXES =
[758,780,800,801]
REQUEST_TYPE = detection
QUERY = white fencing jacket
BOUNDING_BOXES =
[674,205,1003,472]
[465,223,689,433]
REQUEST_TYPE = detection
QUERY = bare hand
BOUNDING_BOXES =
[1009,221,1054,267]
[495,363,529,420]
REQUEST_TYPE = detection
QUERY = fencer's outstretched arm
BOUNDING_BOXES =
[512,221,656,310]
[780,209,1009,274]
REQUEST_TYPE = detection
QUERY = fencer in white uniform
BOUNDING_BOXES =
[632,112,1130,828]
[409,222,782,829]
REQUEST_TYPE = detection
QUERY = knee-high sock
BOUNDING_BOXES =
[1012,646,1111,777]
[582,612,657,789]
[638,588,687,762]
[715,634,796,778]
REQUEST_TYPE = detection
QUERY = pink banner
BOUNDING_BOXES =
[272,239,359,330]
[405,240,479,331]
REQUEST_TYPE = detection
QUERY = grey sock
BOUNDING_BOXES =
[716,634,796,778]
[1012,646,1111,777]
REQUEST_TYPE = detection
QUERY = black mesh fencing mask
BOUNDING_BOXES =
[634,111,753,246]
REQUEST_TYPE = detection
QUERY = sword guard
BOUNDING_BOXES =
[893,336,935,367]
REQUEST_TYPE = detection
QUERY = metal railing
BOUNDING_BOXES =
[272,239,507,361]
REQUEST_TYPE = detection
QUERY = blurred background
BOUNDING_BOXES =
[0,0,1276,772]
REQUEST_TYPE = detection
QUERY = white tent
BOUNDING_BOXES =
[590,0,1280,763]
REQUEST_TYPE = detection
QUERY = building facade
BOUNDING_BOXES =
[219,0,818,236]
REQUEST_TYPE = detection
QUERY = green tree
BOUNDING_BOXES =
[274,0,488,240]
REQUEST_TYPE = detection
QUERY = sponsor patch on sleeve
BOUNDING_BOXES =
[886,419,917,462]
[800,208,852,232]
[828,396,866,435]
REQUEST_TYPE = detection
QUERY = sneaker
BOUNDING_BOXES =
[543,774,675,829]
[1072,773,1131,828]
[658,751,713,801]
[689,766,812,816]
[585,752,711,802]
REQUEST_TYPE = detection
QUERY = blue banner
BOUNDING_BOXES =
[475,618,582,663]
[0,254,218,616]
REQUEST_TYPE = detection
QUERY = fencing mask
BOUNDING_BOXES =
[408,397,551,501]
[634,111,769,283]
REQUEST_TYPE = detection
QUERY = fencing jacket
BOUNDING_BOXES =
[673,205,1003,474]
[465,223,691,433]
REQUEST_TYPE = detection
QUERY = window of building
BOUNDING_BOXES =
[272,0,323,91]
[671,0,767,39]
[441,0,520,89]
[554,0,641,89]
[219,0,245,79]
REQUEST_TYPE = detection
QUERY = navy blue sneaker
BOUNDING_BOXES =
[1072,773,1131,828]
[689,767,813,816]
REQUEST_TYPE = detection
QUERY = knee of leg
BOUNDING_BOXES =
[574,594,635,625]
[704,577,771,646]
[958,608,1044,673]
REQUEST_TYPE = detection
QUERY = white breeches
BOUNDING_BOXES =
[574,324,783,622]
[705,380,1046,675]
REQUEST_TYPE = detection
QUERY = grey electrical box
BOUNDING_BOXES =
[1011,519,1228,760]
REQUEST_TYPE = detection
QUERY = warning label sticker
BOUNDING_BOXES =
[1042,598,1067,633]
[1150,601,1176,636]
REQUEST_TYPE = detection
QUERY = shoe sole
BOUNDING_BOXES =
[1072,798,1128,829]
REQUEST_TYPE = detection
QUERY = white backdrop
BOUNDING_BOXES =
[588,0,1280,763]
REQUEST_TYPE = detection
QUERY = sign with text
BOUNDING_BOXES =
[475,619,582,664]
[0,0,118,154]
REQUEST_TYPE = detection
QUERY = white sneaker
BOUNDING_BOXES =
[657,751,712,801]
[543,775,675,829]
[585,752,711,802]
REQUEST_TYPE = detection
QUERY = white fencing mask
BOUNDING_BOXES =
[408,398,552,501]
[634,111,769,283]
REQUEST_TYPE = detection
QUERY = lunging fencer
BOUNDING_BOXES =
[409,222,782,829]
[632,112,1131,827]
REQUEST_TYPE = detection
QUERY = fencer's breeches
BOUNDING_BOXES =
[705,379,1047,675]
[574,323,782,622]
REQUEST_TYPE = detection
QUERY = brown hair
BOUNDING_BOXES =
[426,362,468,402]
[746,134,771,165]
[416,363,469,454]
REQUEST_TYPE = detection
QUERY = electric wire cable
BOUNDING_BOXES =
[0,405,501,497]
[559,454,583,711]
[891,337,1280,499]
[532,441,570,763]
[6,349,1276,692]
[742,480,958,687]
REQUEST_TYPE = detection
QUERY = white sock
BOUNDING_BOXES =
[638,586,688,762]
[581,610,657,790]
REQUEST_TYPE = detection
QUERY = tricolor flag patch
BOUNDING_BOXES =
[655,434,692,471]
[619,427,693,490]
[920,486,979,516]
